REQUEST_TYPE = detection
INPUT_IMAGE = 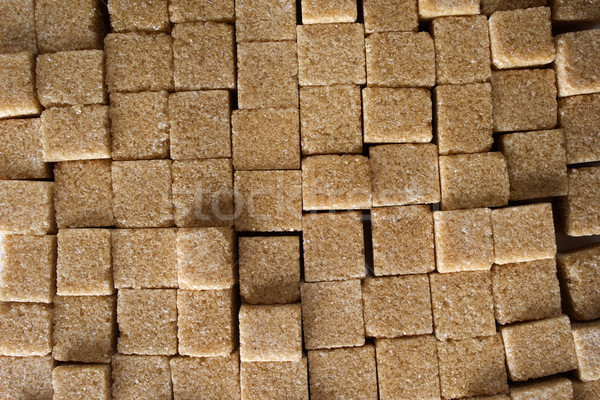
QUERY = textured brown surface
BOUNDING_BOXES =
[572,321,600,381]
[557,245,600,321]
[363,0,418,33]
[418,0,480,18]
[573,379,600,400]
[555,30,600,97]
[561,166,600,236]
[235,0,296,42]
[171,353,240,400]
[0,53,40,119]
[0,302,52,356]
[559,94,600,165]
[552,0,600,22]
[510,377,574,400]
[111,355,172,400]
[108,0,170,32]
[0,0,37,54]
[301,0,357,23]
[52,364,111,400]
[241,358,308,400]
[0,118,49,179]
[0,356,54,400]
[169,0,234,22]
[481,0,547,15]
[0,180,54,235]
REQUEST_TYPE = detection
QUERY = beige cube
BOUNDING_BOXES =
[236,0,296,42]
[0,53,40,119]
[557,245,600,320]
[555,30,600,98]
[363,0,418,33]
[0,119,49,180]
[0,303,52,356]
[172,353,240,400]
[111,355,172,400]
[552,0,600,23]
[241,358,308,400]
[0,0,37,54]
[561,167,600,236]
[0,356,53,400]
[301,0,357,23]
[108,0,169,32]
[0,180,54,235]
[169,0,234,22]
[52,364,111,400]
[511,377,574,400]
[572,322,600,381]
[559,94,600,165]
[418,0,480,18]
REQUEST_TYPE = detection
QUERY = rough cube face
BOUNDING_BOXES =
[418,0,480,18]
[491,69,558,132]
[375,336,440,400]
[481,0,547,15]
[363,0,418,33]
[559,94,600,165]
[0,180,54,235]
[177,289,235,357]
[308,346,378,400]
[301,0,357,23]
[555,30,600,98]
[54,160,114,228]
[432,16,491,85]
[501,315,578,381]
[241,358,308,400]
[439,152,510,211]
[552,0,600,23]
[301,280,365,350]
[53,296,115,362]
[302,155,371,210]
[117,289,177,355]
[492,259,562,325]
[232,108,300,170]
[363,87,432,143]
[169,0,234,22]
[171,353,240,400]
[572,322,600,381]
[52,364,111,400]
[0,234,56,302]
[0,356,53,400]
[234,170,302,232]
[371,205,435,276]
[557,245,600,320]
[0,303,52,356]
[437,335,509,399]
[561,167,600,237]
[511,377,574,400]
[108,0,169,32]
[112,355,172,400]
[0,53,40,119]
[0,119,49,180]
[297,23,365,86]
[572,379,600,400]
[236,0,296,42]
[0,0,37,54]
[239,236,301,305]
[112,229,178,289]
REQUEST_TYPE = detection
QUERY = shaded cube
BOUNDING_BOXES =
[561,167,600,236]
[0,356,53,400]
[573,321,600,381]
[552,0,600,23]
[236,0,296,42]
[297,23,365,86]
[117,289,177,355]
[53,364,111,400]
[108,0,169,32]
[241,358,308,400]
[572,379,600,400]
[559,94,600,165]
[0,303,52,356]
[511,377,574,400]
[0,53,40,119]
[0,0,37,54]
[232,108,300,170]
[239,236,301,305]
[301,280,364,349]
[555,30,600,98]
[418,0,480,18]
[234,170,302,232]
[557,245,600,320]
[363,0,418,33]
[168,0,234,22]
[0,180,54,235]
[111,355,172,400]
[481,0,547,15]
[172,353,240,400]
[0,118,49,180]
[301,0,357,23]
[372,205,435,276]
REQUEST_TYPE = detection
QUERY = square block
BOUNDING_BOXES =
[112,160,174,228]
[0,53,40,119]
[435,83,493,155]
[177,289,235,357]
[559,94,600,165]
[0,0,37,54]
[172,159,234,227]
[363,87,432,143]
[297,23,365,86]
[117,289,177,355]
[439,152,510,210]
[555,30,600,98]
[511,377,574,400]
[0,118,49,179]
[438,335,508,399]
[301,0,357,23]
[236,0,296,42]
[54,160,113,228]
[172,353,240,400]
[572,322,600,381]
[53,364,111,400]
[492,203,557,264]
[177,227,235,290]
[489,7,554,69]
[299,85,362,155]
[0,180,54,235]
[169,90,231,159]
[432,15,490,85]
[557,245,600,320]
[234,170,302,232]
[481,0,547,15]
[572,379,600,400]
[113,229,178,289]
[375,336,440,400]
[172,22,234,90]
[492,259,562,325]
[308,346,378,400]
[169,0,234,22]
[372,205,435,276]
[552,0,600,23]
[501,315,577,381]
[491,69,558,132]
[232,108,300,170]
[241,358,308,400]
[301,280,364,349]
[561,167,600,236]
[239,236,300,305]
[108,0,169,32]
[363,0,418,33]
[363,275,432,338]
[0,356,53,400]
[0,303,51,356]
[0,234,55,303]
[418,0,480,18]
[112,355,172,400]
[104,33,173,93]
[239,304,302,362]
[499,129,568,200]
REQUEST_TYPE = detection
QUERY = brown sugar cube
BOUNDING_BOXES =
[301,0,357,23]
[0,180,54,235]
[53,364,111,400]
[492,259,562,325]
[481,0,547,15]
[363,0,418,33]
[112,160,174,228]
[234,170,302,232]
[0,356,53,400]
[491,69,558,132]
[434,208,494,273]
[0,53,40,119]
[239,304,302,362]
[572,322,600,381]
[54,160,113,228]
[375,336,440,400]
[363,87,432,143]
[177,289,235,357]
[300,85,362,155]
[439,152,510,211]
[113,229,178,289]
[511,377,574,400]
[117,289,177,355]
[499,129,568,201]
[232,108,300,170]
[0,234,56,303]
[172,353,240,400]
[169,90,231,160]
[241,358,308,400]
[573,379,600,400]
[363,275,433,338]
[169,0,234,22]
[0,0,37,54]
[552,0,600,23]
[559,94,600,165]
[561,167,600,236]
[172,159,234,227]
[432,16,491,85]
[301,280,364,349]
[104,32,173,93]
[435,83,493,155]
[0,119,49,180]
[0,303,51,356]
[112,355,172,400]
[308,346,378,400]
[237,41,298,110]
[239,236,300,305]
[108,0,169,32]
[418,0,480,18]
[372,205,435,276]
[555,30,600,98]
[501,315,577,381]
[557,245,600,320]
[302,155,371,210]
[236,0,296,42]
